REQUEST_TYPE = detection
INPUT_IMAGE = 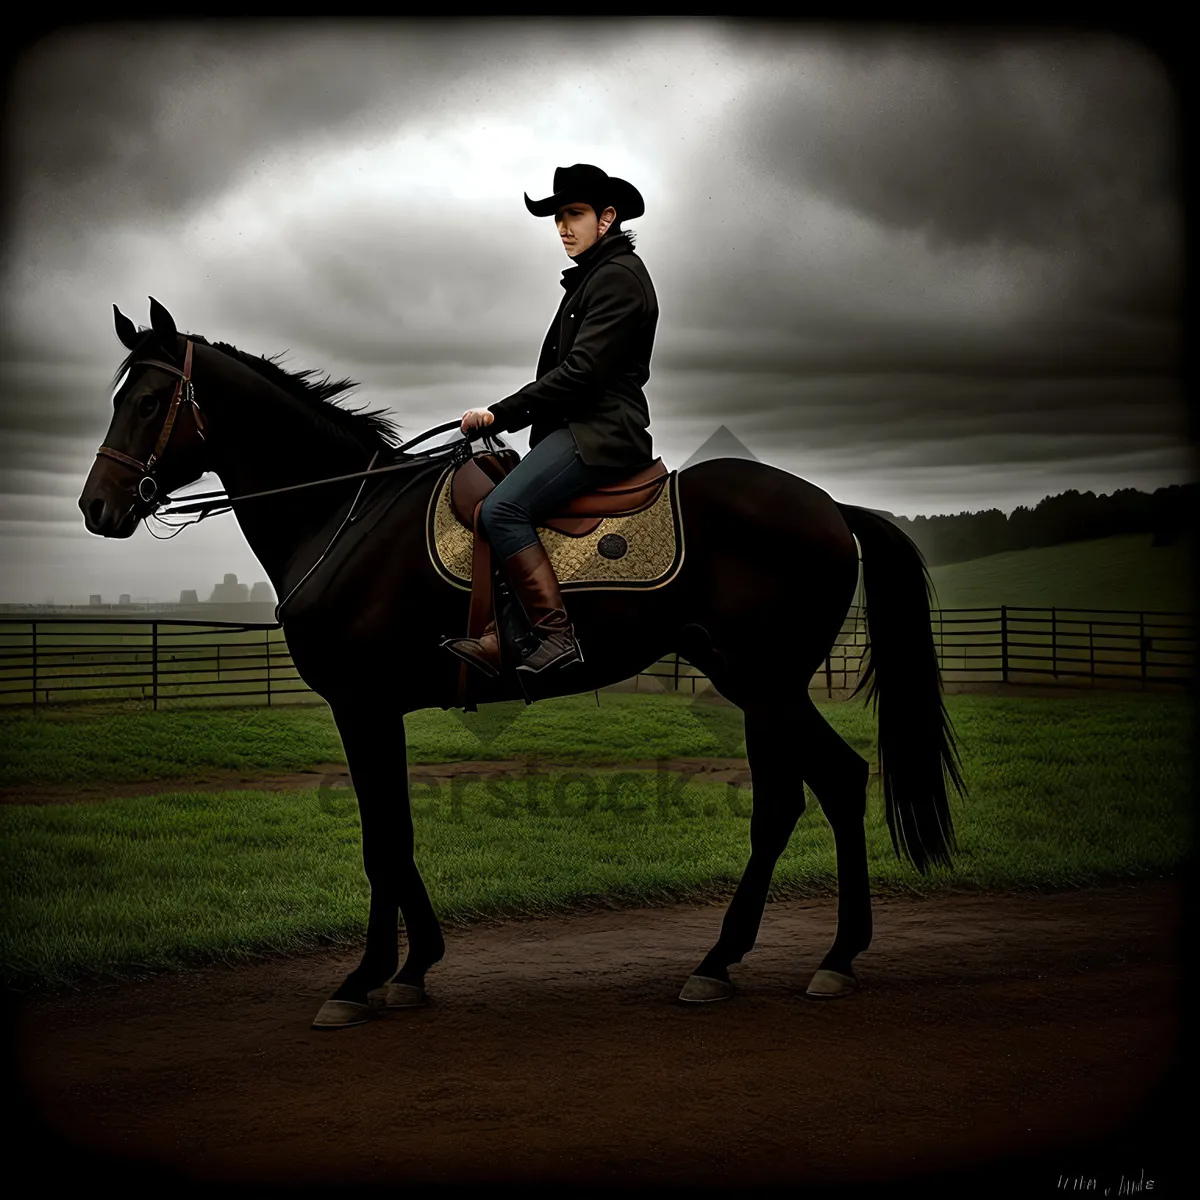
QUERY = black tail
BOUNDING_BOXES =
[837,504,966,872]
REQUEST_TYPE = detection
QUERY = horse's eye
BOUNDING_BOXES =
[138,395,160,419]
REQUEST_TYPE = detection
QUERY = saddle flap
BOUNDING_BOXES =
[450,451,521,529]
[449,457,497,529]
[476,449,520,484]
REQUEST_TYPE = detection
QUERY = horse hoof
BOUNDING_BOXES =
[806,968,858,999]
[678,974,734,1003]
[386,981,429,1009]
[311,999,377,1029]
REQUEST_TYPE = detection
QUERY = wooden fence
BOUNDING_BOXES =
[0,606,1193,710]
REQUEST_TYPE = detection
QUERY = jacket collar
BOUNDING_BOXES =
[559,232,633,292]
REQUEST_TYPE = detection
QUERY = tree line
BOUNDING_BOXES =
[878,482,1196,567]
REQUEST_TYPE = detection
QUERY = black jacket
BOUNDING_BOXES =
[487,232,657,470]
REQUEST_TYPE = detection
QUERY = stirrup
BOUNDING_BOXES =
[440,634,500,678]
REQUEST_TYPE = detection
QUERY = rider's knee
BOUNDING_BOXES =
[481,490,528,527]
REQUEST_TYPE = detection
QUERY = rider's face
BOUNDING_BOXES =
[555,202,615,257]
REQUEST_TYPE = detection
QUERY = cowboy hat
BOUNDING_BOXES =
[524,163,645,221]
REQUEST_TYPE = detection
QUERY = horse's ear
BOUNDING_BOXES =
[148,296,178,350]
[113,305,139,350]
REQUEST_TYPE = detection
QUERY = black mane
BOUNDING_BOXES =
[113,329,405,453]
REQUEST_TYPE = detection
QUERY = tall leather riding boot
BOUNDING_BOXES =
[503,540,584,675]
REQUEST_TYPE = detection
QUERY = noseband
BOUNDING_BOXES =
[96,340,205,505]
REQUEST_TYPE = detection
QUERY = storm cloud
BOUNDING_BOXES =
[0,19,1187,604]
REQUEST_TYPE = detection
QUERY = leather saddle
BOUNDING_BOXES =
[449,450,669,537]
[445,449,669,710]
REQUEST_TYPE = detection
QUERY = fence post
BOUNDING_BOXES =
[1088,621,1095,686]
[673,653,680,692]
[825,654,833,699]
[152,622,159,711]
[1139,611,1147,689]
[31,621,37,707]
[266,627,272,706]
[1051,607,1057,679]
[1000,605,1008,684]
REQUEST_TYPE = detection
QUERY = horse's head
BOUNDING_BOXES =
[79,298,210,537]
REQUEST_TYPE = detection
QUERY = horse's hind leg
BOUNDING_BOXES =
[679,695,870,1003]
[792,695,872,999]
[679,700,809,1002]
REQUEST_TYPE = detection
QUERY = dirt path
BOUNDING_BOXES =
[8,879,1184,1189]
[0,757,757,806]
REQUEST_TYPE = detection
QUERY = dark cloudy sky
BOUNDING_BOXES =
[0,19,1187,604]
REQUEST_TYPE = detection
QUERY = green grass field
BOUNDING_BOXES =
[926,533,1193,612]
[1,692,1191,989]
[0,693,754,787]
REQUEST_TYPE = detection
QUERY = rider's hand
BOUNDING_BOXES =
[461,408,496,435]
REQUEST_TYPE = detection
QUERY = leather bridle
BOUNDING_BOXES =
[96,340,205,506]
[93,342,499,526]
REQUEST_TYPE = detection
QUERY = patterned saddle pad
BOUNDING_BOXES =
[425,462,685,592]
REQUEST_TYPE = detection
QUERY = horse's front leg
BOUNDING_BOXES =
[312,701,445,1029]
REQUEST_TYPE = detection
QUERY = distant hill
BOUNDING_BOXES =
[887,483,1196,567]
[925,533,1193,613]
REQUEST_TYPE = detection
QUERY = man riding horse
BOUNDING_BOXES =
[442,163,659,679]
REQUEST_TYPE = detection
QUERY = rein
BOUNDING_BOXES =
[158,445,475,517]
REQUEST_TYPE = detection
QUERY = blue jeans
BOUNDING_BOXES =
[479,426,632,561]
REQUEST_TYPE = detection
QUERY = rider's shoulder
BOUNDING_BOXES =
[586,253,649,297]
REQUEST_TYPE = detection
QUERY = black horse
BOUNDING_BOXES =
[79,298,965,1028]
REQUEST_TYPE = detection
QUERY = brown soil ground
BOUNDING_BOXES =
[6,879,1186,1191]
[0,757,758,806]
